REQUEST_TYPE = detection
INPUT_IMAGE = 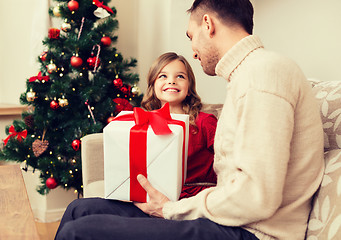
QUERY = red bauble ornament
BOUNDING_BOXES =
[50,100,59,109]
[68,0,79,11]
[107,116,116,123]
[113,78,123,88]
[87,56,101,69]
[120,85,129,94]
[70,56,83,68]
[71,139,81,151]
[46,177,58,189]
[101,36,111,46]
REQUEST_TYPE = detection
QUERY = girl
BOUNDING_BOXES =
[55,52,218,239]
[141,52,217,199]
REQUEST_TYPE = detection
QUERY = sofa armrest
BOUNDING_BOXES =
[81,133,104,198]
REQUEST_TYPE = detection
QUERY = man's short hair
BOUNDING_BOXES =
[187,0,254,35]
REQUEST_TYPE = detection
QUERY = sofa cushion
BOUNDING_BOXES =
[311,80,341,151]
[201,103,223,119]
[306,149,341,239]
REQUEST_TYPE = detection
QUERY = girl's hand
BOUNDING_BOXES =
[134,174,170,218]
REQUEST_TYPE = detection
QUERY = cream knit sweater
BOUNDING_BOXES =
[163,35,325,240]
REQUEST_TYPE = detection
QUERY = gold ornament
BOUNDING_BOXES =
[26,89,36,102]
[58,97,69,107]
[53,6,61,17]
[47,61,57,73]
[131,85,141,95]
[61,21,71,32]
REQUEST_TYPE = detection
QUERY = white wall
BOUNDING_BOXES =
[2,0,341,104]
[113,0,341,104]
[252,0,341,82]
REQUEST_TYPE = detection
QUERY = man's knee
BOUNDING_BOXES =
[55,221,81,240]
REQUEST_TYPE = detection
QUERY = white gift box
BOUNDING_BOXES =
[103,109,189,202]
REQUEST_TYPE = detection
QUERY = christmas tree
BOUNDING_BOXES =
[0,0,142,196]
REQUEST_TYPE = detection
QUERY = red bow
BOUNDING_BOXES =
[3,125,27,146]
[29,72,50,83]
[114,103,173,135]
[92,0,114,14]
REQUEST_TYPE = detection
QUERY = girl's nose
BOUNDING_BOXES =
[167,78,176,84]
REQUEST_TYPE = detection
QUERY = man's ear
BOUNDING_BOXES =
[202,14,215,38]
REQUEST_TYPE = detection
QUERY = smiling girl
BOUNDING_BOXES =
[141,52,217,199]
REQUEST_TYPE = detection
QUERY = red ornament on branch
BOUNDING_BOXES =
[40,51,48,62]
[50,100,59,109]
[87,56,101,70]
[46,177,58,189]
[113,78,123,88]
[71,139,81,151]
[29,72,50,83]
[71,56,83,68]
[101,36,111,46]
[68,0,79,11]
[48,28,60,39]
[3,125,27,146]
[113,98,133,113]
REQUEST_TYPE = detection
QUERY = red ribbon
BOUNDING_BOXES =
[29,71,50,83]
[112,103,186,202]
[3,125,27,146]
[92,0,114,14]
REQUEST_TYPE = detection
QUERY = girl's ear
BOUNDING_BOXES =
[202,14,215,38]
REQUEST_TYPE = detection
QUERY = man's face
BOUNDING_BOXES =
[186,14,219,76]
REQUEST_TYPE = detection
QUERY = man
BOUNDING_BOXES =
[55,1,324,239]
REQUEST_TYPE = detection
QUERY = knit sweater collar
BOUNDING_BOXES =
[215,35,264,81]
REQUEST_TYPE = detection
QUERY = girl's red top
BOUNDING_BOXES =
[180,112,217,199]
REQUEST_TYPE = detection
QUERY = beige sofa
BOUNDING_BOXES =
[81,79,341,239]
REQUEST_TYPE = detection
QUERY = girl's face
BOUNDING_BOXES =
[154,60,190,111]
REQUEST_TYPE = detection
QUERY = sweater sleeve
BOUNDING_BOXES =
[163,89,295,226]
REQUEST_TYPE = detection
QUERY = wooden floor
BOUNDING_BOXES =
[35,221,60,240]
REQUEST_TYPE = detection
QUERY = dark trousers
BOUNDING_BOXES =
[55,198,259,240]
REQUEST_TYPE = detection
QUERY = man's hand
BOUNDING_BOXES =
[134,174,170,218]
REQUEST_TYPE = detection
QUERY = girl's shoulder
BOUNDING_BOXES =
[196,112,218,126]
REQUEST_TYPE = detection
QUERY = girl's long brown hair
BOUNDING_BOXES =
[141,52,202,131]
